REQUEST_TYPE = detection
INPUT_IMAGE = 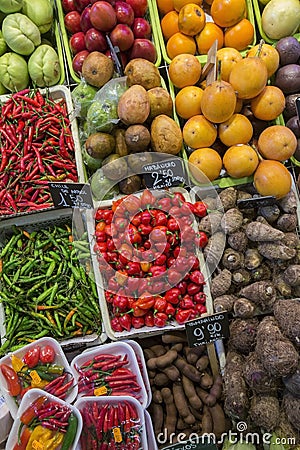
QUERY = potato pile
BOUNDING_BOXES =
[223,300,300,441]
[141,331,226,447]
[199,186,300,316]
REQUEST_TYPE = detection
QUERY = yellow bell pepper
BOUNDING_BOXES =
[11,354,26,372]
[44,432,64,449]
[25,425,53,450]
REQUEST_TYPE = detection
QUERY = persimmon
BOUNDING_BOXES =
[229,56,268,99]
[195,22,224,55]
[223,144,259,178]
[201,80,237,123]
[211,0,246,28]
[218,113,253,146]
[166,32,197,58]
[250,86,285,121]
[157,0,174,15]
[161,11,179,41]
[257,125,297,161]
[173,0,203,12]
[188,147,223,181]
[175,86,203,119]
[216,47,243,82]
[224,18,254,51]
[178,3,206,36]
[247,43,280,78]
[254,160,292,199]
[183,114,217,148]
[168,53,201,88]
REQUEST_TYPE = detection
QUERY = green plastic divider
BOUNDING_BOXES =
[150,0,256,65]
[56,0,162,85]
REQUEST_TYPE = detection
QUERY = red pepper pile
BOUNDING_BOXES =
[75,353,142,400]
[93,190,209,332]
[0,88,78,215]
[80,400,142,450]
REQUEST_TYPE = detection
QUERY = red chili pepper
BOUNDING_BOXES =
[153,312,168,327]
[0,364,21,396]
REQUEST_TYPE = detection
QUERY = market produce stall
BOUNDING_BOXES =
[0,0,300,448]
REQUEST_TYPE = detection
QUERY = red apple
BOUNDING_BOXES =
[73,0,90,12]
[110,24,134,51]
[91,0,115,5]
[115,1,134,26]
[80,6,92,32]
[129,38,156,62]
[105,49,128,67]
[62,0,76,13]
[126,0,147,17]
[85,28,108,52]
[90,1,117,32]
[132,17,151,38]
[69,32,86,54]
[72,50,89,73]
[64,11,82,34]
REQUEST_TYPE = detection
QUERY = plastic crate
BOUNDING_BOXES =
[150,0,256,64]
[56,0,162,84]
[85,187,214,341]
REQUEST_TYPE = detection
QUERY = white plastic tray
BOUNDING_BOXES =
[70,341,148,408]
[6,388,82,450]
[0,337,78,419]
[145,410,158,450]
[86,187,214,340]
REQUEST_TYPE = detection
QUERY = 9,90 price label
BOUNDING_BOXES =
[185,312,229,348]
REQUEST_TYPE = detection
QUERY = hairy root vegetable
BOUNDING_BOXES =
[283,265,300,286]
[273,273,292,297]
[198,212,223,235]
[229,318,259,355]
[282,392,300,432]
[279,190,297,214]
[219,187,237,211]
[211,269,232,298]
[232,268,251,286]
[243,352,280,394]
[251,263,272,282]
[214,294,237,313]
[222,248,244,270]
[283,363,300,398]
[250,395,280,431]
[256,317,299,378]
[223,351,249,420]
[245,221,284,242]
[275,412,300,446]
[239,281,277,311]
[233,298,256,318]
[282,232,300,248]
[273,299,300,347]
[221,208,244,235]
[227,230,248,252]
[277,213,298,232]
[244,248,263,270]
[258,204,281,223]
[204,232,226,267]
[258,242,296,260]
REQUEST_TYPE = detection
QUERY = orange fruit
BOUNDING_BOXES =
[178,4,206,36]
[201,80,237,123]
[175,85,204,119]
[195,22,224,55]
[257,125,297,161]
[218,113,253,146]
[224,18,254,51]
[161,11,179,41]
[173,0,203,12]
[254,160,292,199]
[188,147,223,181]
[229,56,268,99]
[183,114,217,148]
[211,0,247,28]
[204,0,213,4]
[223,144,259,177]
[216,47,243,82]
[166,32,197,58]
[168,53,201,88]
[234,97,243,113]
[247,43,280,78]
[250,86,285,121]
[157,0,174,15]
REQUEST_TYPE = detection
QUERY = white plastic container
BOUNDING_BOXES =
[124,340,152,408]
[145,410,158,450]
[71,341,148,408]
[74,395,148,450]
[0,390,12,446]
[6,388,82,450]
[0,337,78,419]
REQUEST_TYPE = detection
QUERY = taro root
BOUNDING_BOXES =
[239,281,277,311]
[278,190,297,214]
[233,298,256,318]
[227,230,248,252]
[232,268,251,287]
[283,363,300,398]
[245,221,284,241]
[244,248,263,270]
[221,208,244,235]
[258,242,297,260]
[258,204,281,223]
[250,395,280,431]
[274,412,300,446]
[223,351,249,420]
[256,317,299,378]
[283,265,300,286]
[228,318,258,355]
[198,212,223,235]
[251,263,272,282]
[219,187,237,211]
[243,352,279,394]
[273,273,292,297]
[221,248,244,270]
[214,294,237,313]
[282,392,300,432]
[211,269,232,298]
[204,231,226,267]
[276,214,298,232]
[282,232,300,249]
[273,299,300,347]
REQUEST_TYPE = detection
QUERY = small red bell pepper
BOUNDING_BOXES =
[179,295,194,309]
[144,312,155,327]
[154,297,167,313]
[198,231,208,248]
[135,293,155,310]
[187,283,201,296]
[165,303,176,317]
[131,317,145,329]
[194,292,206,304]
[119,314,132,332]
[165,287,181,304]
[154,312,168,327]
[140,189,156,209]
[193,201,207,218]
[175,309,193,324]
[111,317,123,332]
[23,345,40,368]
[189,270,205,285]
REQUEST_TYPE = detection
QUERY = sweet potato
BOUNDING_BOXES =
[245,221,284,241]
[250,395,280,431]
[221,208,244,234]
[182,375,202,410]
[161,387,177,439]
[209,403,226,438]
[173,382,195,424]
[211,269,232,298]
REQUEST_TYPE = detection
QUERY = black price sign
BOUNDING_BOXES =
[49,183,93,209]
[162,437,218,450]
[237,195,276,209]
[185,312,229,348]
[142,159,186,190]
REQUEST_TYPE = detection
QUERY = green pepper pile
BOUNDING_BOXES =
[0,224,102,354]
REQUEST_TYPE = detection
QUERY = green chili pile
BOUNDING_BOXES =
[0,224,102,354]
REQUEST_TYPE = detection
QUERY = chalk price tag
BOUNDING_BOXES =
[162,437,218,450]
[237,195,276,209]
[142,159,186,190]
[185,312,229,348]
[49,183,93,209]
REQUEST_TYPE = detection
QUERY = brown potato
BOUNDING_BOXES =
[118,85,150,125]
[148,87,173,119]
[151,114,183,155]
[124,58,161,90]
[82,52,114,88]
[125,125,151,152]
